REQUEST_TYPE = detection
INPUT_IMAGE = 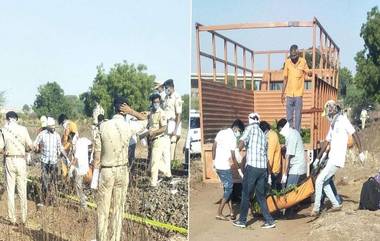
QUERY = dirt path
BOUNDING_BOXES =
[190,182,313,241]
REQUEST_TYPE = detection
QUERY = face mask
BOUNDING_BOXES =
[165,88,170,95]
[8,118,17,124]
[153,103,160,110]
[248,117,259,125]
[279,122,290,138]
[234,131,241,138]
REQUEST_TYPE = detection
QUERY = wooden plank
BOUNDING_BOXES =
[198,21,314,31]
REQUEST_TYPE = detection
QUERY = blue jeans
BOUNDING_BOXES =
[313,163,340,212]
[216,169,233,200]
[286,96,303,132]
[321,176,342,207]
[238,165,274,224]
[286,174,306,188]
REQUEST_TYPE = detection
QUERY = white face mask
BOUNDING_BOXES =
[279,122,290,138]
[153,103,160,111]
[248,118,259,125]
[234,130,241,138]
[7,118,17,124]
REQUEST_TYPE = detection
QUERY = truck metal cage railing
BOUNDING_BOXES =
[195,18,340,182]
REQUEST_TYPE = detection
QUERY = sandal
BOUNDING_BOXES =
[215,215,229,221]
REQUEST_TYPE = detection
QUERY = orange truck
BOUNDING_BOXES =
[194,18,339,183]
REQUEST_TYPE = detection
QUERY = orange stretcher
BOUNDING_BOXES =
[266,176,315,213]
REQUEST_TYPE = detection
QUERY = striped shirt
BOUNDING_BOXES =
[34,130,64,164]
[239,123,268,168]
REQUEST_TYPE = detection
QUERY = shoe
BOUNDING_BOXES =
[37,203,44,207]
[232,220,246,228]
[310,210,320,217]
[330,205,342,212]
[261,222,276,229]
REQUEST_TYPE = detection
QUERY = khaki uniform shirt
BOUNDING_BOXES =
[0,122,32,156]
[164,91,182,120]
[148,108,167,138]
[94,114,146,167]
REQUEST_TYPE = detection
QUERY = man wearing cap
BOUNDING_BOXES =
[93,96,147,241]
[233,113,276,229]
[310,100,365,216]
[148,93,171,187]
[276,118,307,188]
[0,111,33,225]
[34,117,67,206]
[163,79,183,161]
[281,44,312,132]
[39,115,47,132]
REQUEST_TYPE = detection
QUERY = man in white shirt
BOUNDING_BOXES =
[311,100,365,216]
[69,135,92,208]
[34,117,68,206]
[212,119,245,221]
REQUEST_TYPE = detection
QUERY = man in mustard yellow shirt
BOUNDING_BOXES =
[259,121,281,190]
[281,45,312,132]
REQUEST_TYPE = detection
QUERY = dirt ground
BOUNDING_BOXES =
[0,123,188,241]
[189,122,380,241]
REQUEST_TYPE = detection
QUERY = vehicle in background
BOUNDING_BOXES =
[189,109,201,154]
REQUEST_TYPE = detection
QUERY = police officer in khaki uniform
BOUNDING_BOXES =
[148,93,171,187]
[0,111,33,225]
[163,79,183,161]
[94,97,147,241]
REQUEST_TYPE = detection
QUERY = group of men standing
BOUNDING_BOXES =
[212,44,366,229]
[0,111,91,226]
[0,78,182,241]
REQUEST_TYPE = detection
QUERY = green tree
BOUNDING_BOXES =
[81,62,156,118]
[354,6,380,103]
[338,67,353,98]
[33,82,69,118]
[342,67,371,122]
[22,104,30,113]
[64,95,85,119]
[181,94,189,124]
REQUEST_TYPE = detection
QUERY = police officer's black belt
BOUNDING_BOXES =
[101,163,128,169]
[152,135,164,141]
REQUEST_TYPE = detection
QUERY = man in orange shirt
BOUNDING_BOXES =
[281,45,312,132]
[58,114,79,153]
[260,121,281,190]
